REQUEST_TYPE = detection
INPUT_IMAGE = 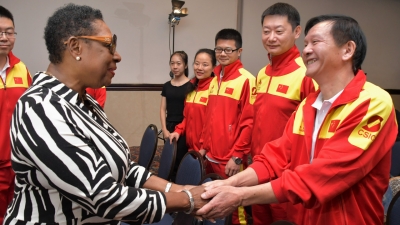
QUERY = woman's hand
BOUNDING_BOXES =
[169,132,180,143]
[162,129,170,139]
[188,185,209,214]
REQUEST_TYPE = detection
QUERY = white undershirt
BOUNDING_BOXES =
[219,70,224,86]
[0,56,10,82]
[310,90,343,163]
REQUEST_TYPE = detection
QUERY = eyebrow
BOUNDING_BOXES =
[263,25,284,29]
[0,27,15,31]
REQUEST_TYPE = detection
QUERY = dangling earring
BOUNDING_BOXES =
[76,56,81,61]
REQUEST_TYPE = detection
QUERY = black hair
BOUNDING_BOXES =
[261,2,300,31]
[305,14,367,74]
[187,48,217,93]
[215,28,242,49]
[169,50,189,77]
[44,3,103,64]
[0,6,14,26]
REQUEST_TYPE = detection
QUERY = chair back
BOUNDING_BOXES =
[138,124,158,170]
[391,141,400,177]
[201,173,231,225]
[157,139,177,180]
[175,150,205,185]
[387,190,400,225]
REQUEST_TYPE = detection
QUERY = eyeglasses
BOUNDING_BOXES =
[75,34,117,54]
[0,31,17,39]
[214,47,239,54]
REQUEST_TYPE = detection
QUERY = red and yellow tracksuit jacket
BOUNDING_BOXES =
[252,45,317,156]
[86,87,107,109]
[174,77,213,151]
[200,60,256,163]
[250,70,398,225]
[0,52,31,168]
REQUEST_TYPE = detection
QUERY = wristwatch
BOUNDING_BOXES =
[231,156,242,165]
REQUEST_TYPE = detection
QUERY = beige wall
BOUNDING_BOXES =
[392,95,400,111]
[104,91,164,147]
[241,0,400,90]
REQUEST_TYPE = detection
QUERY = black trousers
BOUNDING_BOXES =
[166,121,188,181]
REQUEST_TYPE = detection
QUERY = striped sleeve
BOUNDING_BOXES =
[8,87,166,224]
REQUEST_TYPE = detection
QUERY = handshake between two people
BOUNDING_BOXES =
[180,179,241,222]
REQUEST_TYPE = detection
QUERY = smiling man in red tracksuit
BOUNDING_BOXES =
[251,3,317,224]
[0,6,31,224]
[199,28,256,225]
[198,15,398,225]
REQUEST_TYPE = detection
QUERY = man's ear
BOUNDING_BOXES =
[342,40,356,62]
[294,25,301,39]
[237,48,243,57]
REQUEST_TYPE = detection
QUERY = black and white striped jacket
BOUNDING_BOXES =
[4,72,166,225]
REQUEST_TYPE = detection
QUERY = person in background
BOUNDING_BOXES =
[160,50,191,181]
[199,28,256,225]
[86,86,106,108]
[0,6,31,224]
[197,14,398,225]
[169,48,216,152]
[4,4,207,225]
[250,3,317,224]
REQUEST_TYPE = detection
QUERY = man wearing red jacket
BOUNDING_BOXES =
[251,3,317,224]
[198,15,398,225]
[0,6,31,224]
[199,28,256,225]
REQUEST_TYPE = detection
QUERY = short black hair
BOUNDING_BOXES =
[305,15,367,74]
[0,6,14,26]
[261,3,300,31]
[170,50,189,77]
[194,48,217,68]
[44,3,103,64]
[215,28,242,49]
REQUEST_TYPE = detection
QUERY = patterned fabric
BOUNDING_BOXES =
[4,72,166,225]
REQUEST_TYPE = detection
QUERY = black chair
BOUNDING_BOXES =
[157,138,177,180]
[137,124,158,170]
[391,141,400,177]
[175,150,205,185]
[201,173,232,225]
[387,190,400,225]
[163,151,206,225]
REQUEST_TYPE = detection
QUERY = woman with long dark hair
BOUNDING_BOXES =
[169,48,216,155]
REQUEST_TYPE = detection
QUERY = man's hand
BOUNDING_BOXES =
[169,132,180,143]
[202,179,231,189]
[225,158,240,177]
[197,185,243,220]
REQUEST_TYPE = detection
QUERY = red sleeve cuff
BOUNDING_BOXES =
[174,128,183,135]
[270,178,288,203]
[231,151,244,159]
[248,161,270,184]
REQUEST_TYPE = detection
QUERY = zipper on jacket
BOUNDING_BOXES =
[1,77,6,90]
